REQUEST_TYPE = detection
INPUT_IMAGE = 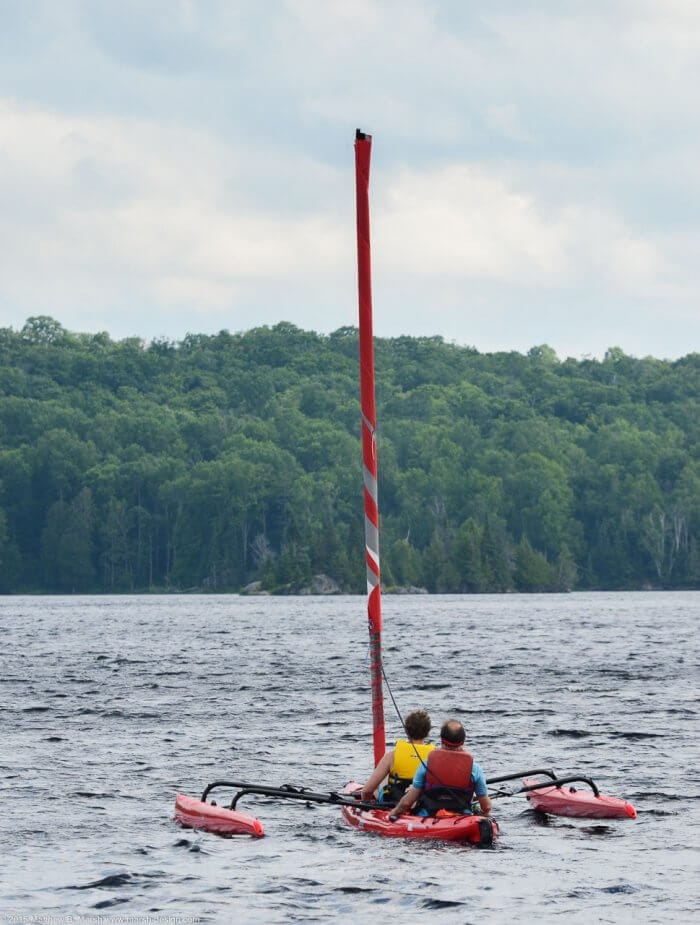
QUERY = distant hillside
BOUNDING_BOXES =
[1,316,698,593]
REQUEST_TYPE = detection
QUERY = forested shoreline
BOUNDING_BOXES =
[0,316,698,594]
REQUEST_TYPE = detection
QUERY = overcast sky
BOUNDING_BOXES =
[1,1,698,359]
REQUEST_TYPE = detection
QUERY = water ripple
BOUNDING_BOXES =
[2,591,698,923]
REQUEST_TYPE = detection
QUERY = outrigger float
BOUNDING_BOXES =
[174,130,637,846]
[516,772,637,819]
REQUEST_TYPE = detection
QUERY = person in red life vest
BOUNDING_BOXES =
[360,709,434,804]
[389,718,492,818]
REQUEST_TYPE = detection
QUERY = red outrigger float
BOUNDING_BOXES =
[486,769,637,820]
[174,792,264,837]
[522,777,637,819]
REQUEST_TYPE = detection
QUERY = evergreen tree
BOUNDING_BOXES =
[41,489,95,591]
[0,508,21,591]
[514,537,556,591]
[387,538,422,588]
[451,518,484,592]
[555,543,578,592]
[480,516,512,592]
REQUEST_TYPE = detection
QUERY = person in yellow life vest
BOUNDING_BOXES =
[360,709,434,804]
[389,718,492,818]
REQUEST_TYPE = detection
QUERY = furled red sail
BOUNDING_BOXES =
[354,129,385,765]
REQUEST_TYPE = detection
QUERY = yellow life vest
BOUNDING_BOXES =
[389,739,435,785]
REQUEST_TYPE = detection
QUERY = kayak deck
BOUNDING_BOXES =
[174,793,265,837]
[522,778,637,819]
[340,783,498,846]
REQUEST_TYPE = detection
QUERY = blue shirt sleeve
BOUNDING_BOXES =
[412,763,427,789]
[471,762,487,797]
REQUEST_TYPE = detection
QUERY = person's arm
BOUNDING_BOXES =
[391,784,421,817]
[390,760,427,816]
[472,763,492,815]
[360,750,394,801]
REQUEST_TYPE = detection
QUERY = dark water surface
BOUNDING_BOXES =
[1,592,698,923]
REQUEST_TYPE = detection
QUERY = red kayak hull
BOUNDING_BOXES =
[174,793,265,837]
[523,779,637,819]
[340,783,498,846]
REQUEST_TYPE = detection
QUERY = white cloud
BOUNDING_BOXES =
[0,99,349,321]
[372,162,673,306]
[1,3,699,358]
[375,164,567,280]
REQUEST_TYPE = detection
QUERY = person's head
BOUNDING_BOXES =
[440,719,466,749]
[404,709,431,740]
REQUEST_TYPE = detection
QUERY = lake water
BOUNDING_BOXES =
[1,592,698,923]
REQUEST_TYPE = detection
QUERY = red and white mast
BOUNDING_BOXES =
[354,128,386,766]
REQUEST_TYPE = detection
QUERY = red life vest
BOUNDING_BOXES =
[419,748,475,815]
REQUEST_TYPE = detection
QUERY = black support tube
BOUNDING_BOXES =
[487,773,600,799]
[486,768,558,785]
[200,780,380,812]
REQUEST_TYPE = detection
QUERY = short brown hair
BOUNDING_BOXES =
[404,709,431,740]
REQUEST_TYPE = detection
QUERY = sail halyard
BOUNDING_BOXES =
[354,128,386,766]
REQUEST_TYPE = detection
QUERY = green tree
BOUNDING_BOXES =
[514,537,556,591]
[387,538,422,588]
[0,507,21,591]
[480,516,512,591]
[451,518,484,592]
[21,316,68,345]
[41,488,96,591]
[265,542,312,591]
[505,452,575,558]
[0,318,696,593]
[555,543,578,591]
